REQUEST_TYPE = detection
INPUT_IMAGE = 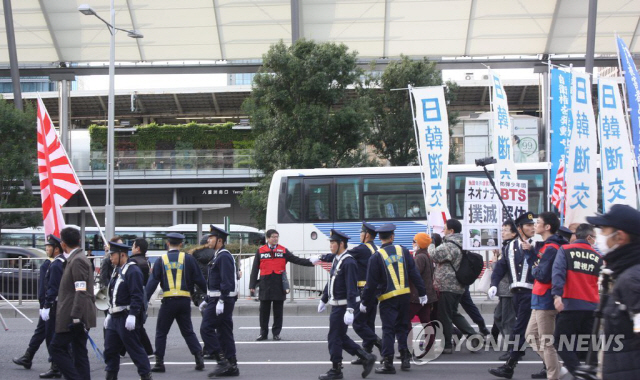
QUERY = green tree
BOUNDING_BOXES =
[364,56,459,166]
[0,99,39,235]
[240,39,373,227]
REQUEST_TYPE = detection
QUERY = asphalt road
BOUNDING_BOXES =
[1,312,548,380]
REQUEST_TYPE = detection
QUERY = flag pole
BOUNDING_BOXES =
[37,95,108,246]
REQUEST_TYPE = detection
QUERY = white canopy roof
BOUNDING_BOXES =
[2,0,640,64]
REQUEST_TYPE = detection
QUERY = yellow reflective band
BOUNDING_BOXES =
[357,281,367,287]
[377,245,408,301]
[162,252,190,298]
[364,243,375,254]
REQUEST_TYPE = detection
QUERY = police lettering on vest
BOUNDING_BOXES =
[258,245,287,276]
[563,243,601,303]
[161,252,191,297]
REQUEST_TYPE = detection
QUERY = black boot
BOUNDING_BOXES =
[140,373,153,380]
[374,338,383,361]
[209,356,239,377]
[319,361,343,380]
[351,346,373,365]
[530,365,547,379]
[151,356,165,373]
[12,349,35,369]
[195,351,205,371]
[375,356,396,375]
[488,358,518,379]
[39,362,62,378]
[208,353,232,378]
[356,349,376,378]
[399,349,411,371]
[478,321,491,336]
[105,371,118,380]
[204,351,225,365]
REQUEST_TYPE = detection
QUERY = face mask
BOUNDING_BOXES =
[412,244,418,251]
[596,231,619,255]
[412,207,419,213]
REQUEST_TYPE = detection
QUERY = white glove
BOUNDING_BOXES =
[41,308,50,321]
[216,300,225,316]
[359,303,367,313]
[125,315,136,331]
[309,255,320,265]
[344,308,354,325]
[419,295,428,306]
[104,314,111,329]
[39,308,44,320]
[487,286,498,300]
[199,301,207,312]
[318,300,327,313]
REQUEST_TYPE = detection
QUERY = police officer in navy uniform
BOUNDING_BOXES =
[145,232,207,373]
[361,223,428,374]
[488,212,537,378]
[104,242,152,380]
[12,236,61,371]
[312,222,382,364]
[200,225,240,378]
[39,235,65,379]
[317,230,376,380]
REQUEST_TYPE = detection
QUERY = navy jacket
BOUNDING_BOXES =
[44,255,65,309]
[109,261,145,317]
[38,259,52,308]
[531,234,567,310]
[361,242,426,307]
[320,241,377,284]
[207,247,238,302]
[491,238,536,288]
[321,252,360,310]
[146,249,207,301]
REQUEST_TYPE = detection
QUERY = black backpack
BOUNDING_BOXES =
[448,241,484,286]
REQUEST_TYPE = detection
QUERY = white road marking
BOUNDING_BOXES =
[237,325,493,330]
[124,360,542,366]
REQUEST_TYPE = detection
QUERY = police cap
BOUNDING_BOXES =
[515,212,535,226]
[46,234,62,246]
[587,204,640,235]
[375,223,396,234]
[109,241,131,254]
[209,225,230,239]
[166,232,186,241]
[361,222,377,235]
[329,229,350,243]
[557,226,574,240]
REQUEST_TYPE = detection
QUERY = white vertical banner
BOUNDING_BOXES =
[410,86,450,213]
[598,77,638,211]
[565,72,598,225]
[488,70,518,184]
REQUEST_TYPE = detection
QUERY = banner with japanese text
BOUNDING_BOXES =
[488,70,518,184]
[549,68,573,200]
[564,72,598,225]
[598,77,637,211]
[616,36,640,179]
[462,178,527,250]
[411,86,449,213]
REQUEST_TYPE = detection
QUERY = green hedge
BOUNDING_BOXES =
[89,122,253,152]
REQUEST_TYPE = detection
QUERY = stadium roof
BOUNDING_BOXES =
[2,0,640,65]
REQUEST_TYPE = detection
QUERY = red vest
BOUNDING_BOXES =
[532,243,559,296]
[258,244,287,276]
[562,243,601,303]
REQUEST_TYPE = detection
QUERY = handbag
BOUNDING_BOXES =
[476,266,492,293]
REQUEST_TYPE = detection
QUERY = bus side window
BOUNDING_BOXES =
[336,177,360,221]
[286,178,302,221]
[305,181,331,221]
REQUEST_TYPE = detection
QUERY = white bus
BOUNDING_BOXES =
[266,162,550,254]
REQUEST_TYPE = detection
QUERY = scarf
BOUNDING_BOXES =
[604,242,640,278]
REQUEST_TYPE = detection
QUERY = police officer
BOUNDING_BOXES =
[488,212,537,379]
[145,232,207,373]
[312,222,382,364]
[200,225,240,377]
[586,204,640,378]
[361,223,427,374]
[104,242,152,380]
[39,235,65,379]
[317,229,376,380]
[11,236,58,372]
[130,238,154,356]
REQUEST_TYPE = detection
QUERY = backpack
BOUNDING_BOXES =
[448,241,484,286]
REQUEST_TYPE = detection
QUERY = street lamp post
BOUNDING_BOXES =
[78,3,142,239]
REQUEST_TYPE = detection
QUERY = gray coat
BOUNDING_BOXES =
[55,248,97,333]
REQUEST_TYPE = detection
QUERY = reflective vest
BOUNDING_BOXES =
[562,243,601,303]
[109,262,134,313]
[377,245,410,301]
[161,252,190,297]
[258,244,287,276]
[357,242,376,288]
[532,243,559,296]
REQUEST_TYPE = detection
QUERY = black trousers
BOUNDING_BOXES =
[27,314,47,355]
[105,314,151,376]
[201,298,237,359]
[379,294,411,358]
[259,300,284,337]
[554,310,595,374]
[353,297,379,350]
[460,286,485,325]
[50,327,90,380]
[43,303,57,361]
[155,297,202,357]
[509,291,532,360]
[138,325,154,356]
[328,305,362,363]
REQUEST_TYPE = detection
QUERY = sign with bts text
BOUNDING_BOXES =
[411,86,450,213]
[462,178,528,250]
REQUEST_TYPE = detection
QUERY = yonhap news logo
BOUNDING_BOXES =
[407,321,445,365]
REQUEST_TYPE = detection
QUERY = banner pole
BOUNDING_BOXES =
[407,85,431,232]
[546,61,553,215]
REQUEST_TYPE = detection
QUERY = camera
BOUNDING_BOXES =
[475,156,497,167]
